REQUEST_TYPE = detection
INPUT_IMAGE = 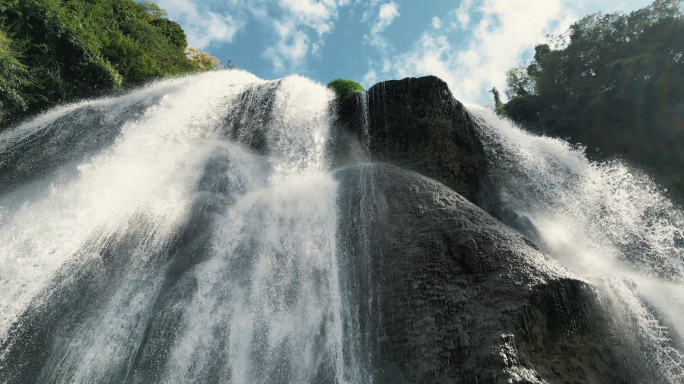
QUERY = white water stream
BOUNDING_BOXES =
[0,71,352,383]
[468,105,684,382]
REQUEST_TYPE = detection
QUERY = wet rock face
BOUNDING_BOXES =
[332,76,487,202]
[335,164,650,384]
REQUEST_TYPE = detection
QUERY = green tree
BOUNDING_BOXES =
[187,48,222,72]
[502,0,684,196]
[0,30,31,116]
[505,65,536,99]
[490,87,505,116]
[0,0,224,128]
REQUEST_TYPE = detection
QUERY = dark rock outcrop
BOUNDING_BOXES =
[336,164,653,383]
[331,76,487,202]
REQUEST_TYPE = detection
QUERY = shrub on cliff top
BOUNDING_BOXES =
[327,78,365,98]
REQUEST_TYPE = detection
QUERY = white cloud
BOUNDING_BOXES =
[377,2,400,29]
[382,59,391,72]
[311,42,322,56]
[260,0,345,72]
[432,17,442,30]
[393,34,455,86]
[365,1,400,50]
[263,20,312,70]
[158,0,243,49]
[278,0,337,35]
[363,68,378,86]
[161,0,351,72]
[361,9,372,22]
[389,0,576,104]
[455,0,473,29]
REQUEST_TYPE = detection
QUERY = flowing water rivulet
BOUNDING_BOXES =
[468,105,684,382]
[0,71,360,383]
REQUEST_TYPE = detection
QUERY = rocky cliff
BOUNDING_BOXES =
[331,76,487,202]
[332,77,660,383]
[335,165,652,383]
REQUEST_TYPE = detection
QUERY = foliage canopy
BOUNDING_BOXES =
[500,0,684,195]
[327,78,365,98]
[0,0,222,128]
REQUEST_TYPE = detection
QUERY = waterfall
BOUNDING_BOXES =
[468,105,684,382]
[0,71,353,383]
[4,69,684,383]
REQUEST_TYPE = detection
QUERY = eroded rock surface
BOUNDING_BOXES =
[336,164,653,383]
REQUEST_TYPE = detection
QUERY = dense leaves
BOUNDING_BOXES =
[501,0,684,195]
[187,48,222,73]
[0,30,31,117]
[327,78,365,98]
[0,0,220,128]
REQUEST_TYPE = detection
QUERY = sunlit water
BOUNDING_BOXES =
[468,105,684,382]
[0,71,354,383]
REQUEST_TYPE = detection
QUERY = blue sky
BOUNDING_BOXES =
[154,0,656,104]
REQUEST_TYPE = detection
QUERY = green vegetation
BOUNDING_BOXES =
[489,87,505,117]
[187,47,223,73]
[327,78,365,98]
[0,0,222,128]
[498,0,684,196]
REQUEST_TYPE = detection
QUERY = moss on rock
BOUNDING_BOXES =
[326,78,365,98]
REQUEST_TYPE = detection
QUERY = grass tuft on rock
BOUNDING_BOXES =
[326,78,365,98]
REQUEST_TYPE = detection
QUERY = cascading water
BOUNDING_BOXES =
[468,105,684,382]
[4,68,684,383]
[0,71,356,383]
